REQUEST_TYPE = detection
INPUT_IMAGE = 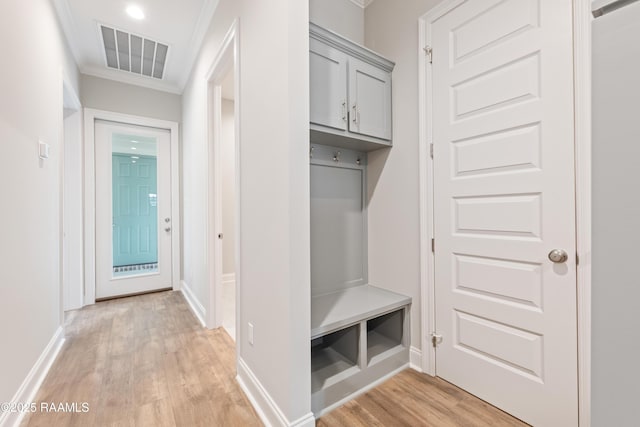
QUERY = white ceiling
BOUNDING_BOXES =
[52,0,219,94]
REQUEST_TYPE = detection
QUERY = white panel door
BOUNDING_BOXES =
[310,38,348,131]
[348,58,392,140]
[95,120,172,299]
[431,0,578,425]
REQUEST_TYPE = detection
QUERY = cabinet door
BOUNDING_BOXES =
[348,58,392,141]
[310,39,348,131]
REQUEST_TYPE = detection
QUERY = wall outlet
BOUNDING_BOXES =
[248,322,254,346]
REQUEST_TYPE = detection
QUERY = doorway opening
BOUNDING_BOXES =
[83,109,180,305]
[206,20,241,349]
[219,70,237,340]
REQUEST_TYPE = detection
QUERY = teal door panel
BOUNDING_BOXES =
[112,154,158,267]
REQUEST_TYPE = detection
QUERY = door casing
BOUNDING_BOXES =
[205,19,242,343]
[417,0,592,425]
[84,109,181,305]
[62,74,82,313]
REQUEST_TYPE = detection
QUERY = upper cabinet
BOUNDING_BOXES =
[310,23,395,151]
[310,36,348,133]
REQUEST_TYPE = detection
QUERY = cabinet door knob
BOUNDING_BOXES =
[352,104,358,124]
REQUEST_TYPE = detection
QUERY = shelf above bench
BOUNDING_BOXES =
[311,285,411,339]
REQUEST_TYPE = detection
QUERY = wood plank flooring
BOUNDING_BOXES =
[317,369,528,427]
[21,291,260,427]
[21,291,527,427]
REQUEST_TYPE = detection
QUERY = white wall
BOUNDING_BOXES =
[221,99,235,275]
[181,0,311,423]
[364,0,443,353]
[592,5,640,424]
[63,108,84,311]
[80,74,182,123]
[0,0,79,404]
[309,0,364,44]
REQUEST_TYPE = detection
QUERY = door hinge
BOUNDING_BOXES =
[424,46,433,64]
[429,143,434,159]
[431,238,435,253]
[431,333,443,348]
[576,253,580,266]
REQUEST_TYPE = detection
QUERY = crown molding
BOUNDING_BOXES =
[310,22,394,72]
[51,0,84,65]
[177,0,220,91]
[348,0,375,8]
[52,0,219,94]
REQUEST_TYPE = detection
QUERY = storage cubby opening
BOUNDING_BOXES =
[311,325,360,393]
[367,309,404,365]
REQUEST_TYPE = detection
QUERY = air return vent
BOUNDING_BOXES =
[100,25,168,79]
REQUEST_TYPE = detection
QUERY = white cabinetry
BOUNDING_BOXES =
[310,23,394,151]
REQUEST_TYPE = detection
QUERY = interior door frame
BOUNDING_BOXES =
[417,0,592,425]
[62,73,82,316]
[83,108,181,305]
[204,19,242,348]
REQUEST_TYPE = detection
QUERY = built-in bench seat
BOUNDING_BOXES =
[310,285,411,416]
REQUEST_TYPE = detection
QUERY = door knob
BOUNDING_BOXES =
[165,227,171,232]
[548,249,568,263]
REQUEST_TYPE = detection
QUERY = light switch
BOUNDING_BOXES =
[38,141,50,159]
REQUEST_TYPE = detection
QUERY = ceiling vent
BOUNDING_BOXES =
[100,25,169,79]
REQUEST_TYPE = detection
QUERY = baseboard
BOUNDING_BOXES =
[237,358,315,427]
[180,280,206,327]
[410,346,423,373]
[289,413,315,427]
[0,327,65,427]
[222,273,236,286]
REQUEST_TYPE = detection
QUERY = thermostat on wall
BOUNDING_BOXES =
[38,140,49,159]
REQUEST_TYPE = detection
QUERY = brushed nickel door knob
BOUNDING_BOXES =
[548,249,568,263]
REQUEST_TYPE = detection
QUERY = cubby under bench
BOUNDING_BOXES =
[310,284,411,417]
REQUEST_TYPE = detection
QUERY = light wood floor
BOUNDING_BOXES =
[317,369,527,427]
[21,291,260,427]
[22,291,527,427]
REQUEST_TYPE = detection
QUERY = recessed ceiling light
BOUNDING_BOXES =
[132,160,137,163]
[131,140,139,143]
[131,156,139,159]
[131,147,137,150]
[126,5,145,20]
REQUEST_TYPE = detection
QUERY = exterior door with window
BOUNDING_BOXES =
[95,120,172,299]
